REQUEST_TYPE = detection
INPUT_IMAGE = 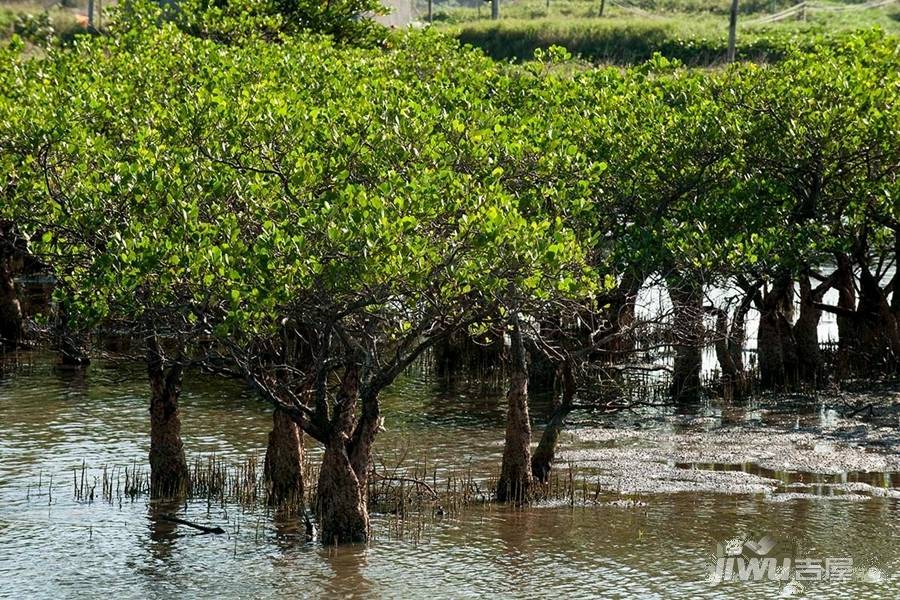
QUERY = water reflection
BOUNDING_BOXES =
[321,545,373,599]
[0,353,898,598]
[146,499,182,564]
[272,508,310,546]
[51,361,90,391]
[496,508,538,593]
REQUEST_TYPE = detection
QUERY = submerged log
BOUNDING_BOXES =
[158,514,225,535]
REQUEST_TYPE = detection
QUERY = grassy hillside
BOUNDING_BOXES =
[434,0,900,63]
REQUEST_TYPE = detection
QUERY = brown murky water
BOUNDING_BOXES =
[1,353,898,598]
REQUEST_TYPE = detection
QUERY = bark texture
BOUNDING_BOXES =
[667,271,704,403]
[855,259,900,371]
[756,274,797,390]
[317,435,368,544]
[530,360,576,483]
[316,366,374,545]
[793,273,830,385]
[599,272,642,361]
[834,254,858,378]
[496,314,532,504]
[264,409,304,506]
[147,337,189,498]
[708,305,743,397]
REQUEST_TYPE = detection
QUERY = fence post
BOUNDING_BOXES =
[727,0,739,63]
[492,0,500,20]
[87,0,95,30]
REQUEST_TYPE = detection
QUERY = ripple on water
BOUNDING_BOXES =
[0,354,898,599]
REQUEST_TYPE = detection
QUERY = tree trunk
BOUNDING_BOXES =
[729,282,759,374]
[0,237,22,349]
[264,409,304,507]
[497,313,532,504]
[56,304,91,367]
[793,273,826,385]
[708,284,758,401]
[316,366,371,545]
[711,308,738,379]
[604,272,641,360]
[892,227,900,318]
[708,306,744,400]
[317,436,368,545]
[834,253,857,378]
[667,271,704,404]
[757,311,783,388]
[856,259,900,372]
[756,274,796,389]
[531,360,575,483]
[0,264,21,349]
[147,337,189,498]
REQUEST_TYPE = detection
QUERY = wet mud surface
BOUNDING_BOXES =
[560,385,900,501]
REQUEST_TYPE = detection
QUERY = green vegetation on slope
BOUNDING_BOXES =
[436,0,900,63]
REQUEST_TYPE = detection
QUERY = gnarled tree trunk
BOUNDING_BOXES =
[793,273,829,385]
[497,313,532,504]
[147,337,189,498]
[834,253,858,378]
[666,271,704,404]
[316,366,375,545]
[709,306,742,393]
[317,435,368,544]
[727,281,762,382]
[757,273,797,390]
[855,259,900,373]
[603,272,642,360]
[708,281,759,400]
[265,409,304,507]
[531,360,575,483]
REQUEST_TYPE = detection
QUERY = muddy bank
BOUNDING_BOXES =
[558,390,900,500]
